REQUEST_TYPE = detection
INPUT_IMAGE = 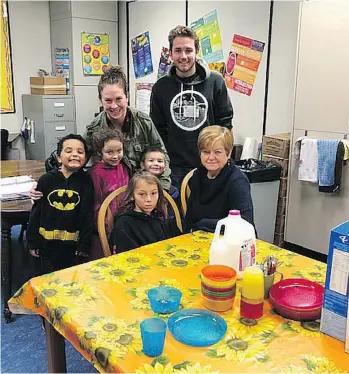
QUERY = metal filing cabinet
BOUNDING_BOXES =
[22,94,76,160]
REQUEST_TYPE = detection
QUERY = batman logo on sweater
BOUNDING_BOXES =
[47,189,80,211]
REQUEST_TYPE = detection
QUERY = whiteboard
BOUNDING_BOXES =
[128,1,186,107]
[188,1,270,144]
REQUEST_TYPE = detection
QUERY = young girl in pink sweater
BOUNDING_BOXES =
[89,128,132,258]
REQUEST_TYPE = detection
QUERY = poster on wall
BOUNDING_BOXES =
[131,31,153,79]
[157,47,171,80]
[208,62,225,77]
[1,0,14,113]
[190,9,223,64]
[55,48,70,91]
[225,34,265,96]
[81,32,110,76]
[135,83,153,114]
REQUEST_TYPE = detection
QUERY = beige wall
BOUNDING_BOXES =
[50,1,118,135]
[1,0,118,158]
[266,1,300,135]
[1,1,52,158]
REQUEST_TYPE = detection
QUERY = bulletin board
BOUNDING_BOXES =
[1,0,15,113]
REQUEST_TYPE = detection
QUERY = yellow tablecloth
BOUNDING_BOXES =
[9,232,348,373]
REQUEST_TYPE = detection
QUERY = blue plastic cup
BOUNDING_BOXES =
[147,286,182,314]
[140,318,167,357]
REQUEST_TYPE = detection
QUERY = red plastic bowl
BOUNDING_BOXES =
[269,278,324,321]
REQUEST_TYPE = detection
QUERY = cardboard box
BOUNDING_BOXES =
[277,196,287,216]
[320,220,349,342]
[345,302,349,353]
[262,155,289,178]
[278,177,288,198]
[273,232,285,248]
[30,77,66,95]
[275,214,286,234]
[262,133,290,159]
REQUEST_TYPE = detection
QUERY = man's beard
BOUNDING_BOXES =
[176,60,195,74]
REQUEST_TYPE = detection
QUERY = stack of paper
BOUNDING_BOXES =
[0,175,35,201]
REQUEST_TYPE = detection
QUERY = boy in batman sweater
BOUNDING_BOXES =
[27,134,94,274]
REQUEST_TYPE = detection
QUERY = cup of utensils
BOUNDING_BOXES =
[260,255,283,299]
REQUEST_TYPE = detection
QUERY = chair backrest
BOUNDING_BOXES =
[45,150,60,172]
[1,129,9,160]
[164,190,183,234]
[97,186,183,257]
[180,168,196,217]
[98,185,127,257]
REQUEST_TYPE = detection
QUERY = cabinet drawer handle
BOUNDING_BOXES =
[54,113,64,117]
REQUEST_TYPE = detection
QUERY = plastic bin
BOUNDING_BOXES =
[235,159,282,243]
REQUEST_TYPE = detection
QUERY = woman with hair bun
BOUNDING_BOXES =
[84,65,171,191]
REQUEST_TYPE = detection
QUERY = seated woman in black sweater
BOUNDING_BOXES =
[184,126,254,233]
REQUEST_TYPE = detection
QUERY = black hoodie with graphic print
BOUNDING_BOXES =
[150,59,233,168]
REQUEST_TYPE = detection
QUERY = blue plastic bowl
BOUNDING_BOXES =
[167,308,227,347]
[147,286,182,314]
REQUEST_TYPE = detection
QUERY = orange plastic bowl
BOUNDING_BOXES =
[201,265,237,288]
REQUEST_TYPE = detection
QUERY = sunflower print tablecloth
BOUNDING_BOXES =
[9,232,349,373]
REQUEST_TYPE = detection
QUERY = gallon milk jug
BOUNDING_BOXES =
[209,210,256,278]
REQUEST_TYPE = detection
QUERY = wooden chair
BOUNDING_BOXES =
[180,169,196,217]
[97,187,183,257]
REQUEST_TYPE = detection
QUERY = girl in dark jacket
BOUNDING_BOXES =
[110,171,179,253]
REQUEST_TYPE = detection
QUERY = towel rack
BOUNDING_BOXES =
[303,129,348,140]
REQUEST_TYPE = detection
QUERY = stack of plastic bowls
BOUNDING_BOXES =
[201,265,237,312]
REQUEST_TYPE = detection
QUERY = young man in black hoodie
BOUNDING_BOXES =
[150,25,233,188]
[27,134,95,274]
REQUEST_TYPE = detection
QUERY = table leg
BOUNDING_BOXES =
[45,320,67,373]
[1,223,12,323]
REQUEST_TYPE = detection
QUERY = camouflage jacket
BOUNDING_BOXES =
[83,107,171,191]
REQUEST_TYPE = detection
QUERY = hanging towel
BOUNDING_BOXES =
[298,138,318,182]
[317,139,340,186]
[293,136,308,160]
[342,139,349,161]
[319,141,345,193]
